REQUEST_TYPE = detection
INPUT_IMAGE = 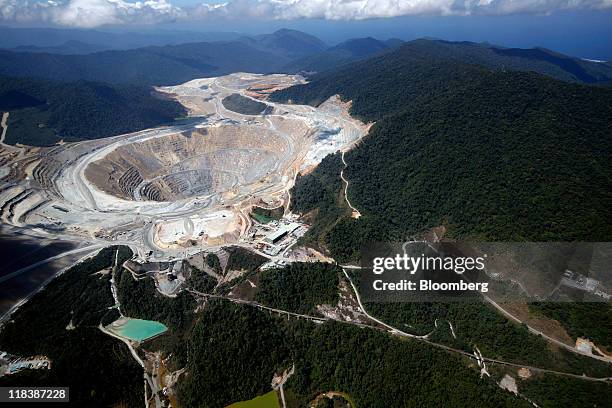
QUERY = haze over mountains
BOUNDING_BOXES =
[2,27,612,148]
[242,28,328,59]
[283,37,404,73]
[0,26,245,51]
[1,28,610,86]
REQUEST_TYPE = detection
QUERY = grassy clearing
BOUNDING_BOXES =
[227,390,280,408]
[250,206,284,224]
[251,211,272,224]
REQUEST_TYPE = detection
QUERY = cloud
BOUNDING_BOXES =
[1,0,612,28]
[0,0,183,27]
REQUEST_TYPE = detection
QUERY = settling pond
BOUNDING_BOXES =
[106,317,167,342]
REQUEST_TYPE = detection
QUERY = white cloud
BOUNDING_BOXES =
[1,0,611,28]
[0,0,183,27]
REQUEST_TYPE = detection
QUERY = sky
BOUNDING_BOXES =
[1,0,611,59]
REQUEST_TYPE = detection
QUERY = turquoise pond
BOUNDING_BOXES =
[112,318,168,342]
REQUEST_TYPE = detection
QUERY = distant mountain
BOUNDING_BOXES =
[272,43,612,260]
[10,40,108,55]
[384,39,405,48]
[491,46,612,84]
[0,75,186,146]
[285,37,402,73]
[393,39,612,85]
[0,40,291,85]
[0,28,332,85]
[333,37,390,57]
[244,29,328,59]
[2,33,609,91]
[0,26,244,50]
[284,36,610,80]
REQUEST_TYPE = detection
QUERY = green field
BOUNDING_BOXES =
[250,212,272,224]
[250,206,284,224]
[227,391,280,408]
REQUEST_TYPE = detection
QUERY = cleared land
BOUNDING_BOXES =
[0,73,367,259]
[86,125,289,202]
[227,391,280,408]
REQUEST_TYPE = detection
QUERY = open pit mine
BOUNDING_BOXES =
[0,73,367,261]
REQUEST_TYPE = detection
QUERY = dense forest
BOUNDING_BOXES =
[225,246,268,272]
[178,300,291,407]
[275,46,612,399]
[185,262,218,294]
[290,152,353,254]
[364,300,612,379]
[0,75,186,146]
[205,253,222,274]
[255,262,340,315]
[530,302,612,350]
[2,249,607,407]
[209,247,269,295]
[183,253,223,293]
[519,375,612,408]
[288,39,612,84]
[177,299,529,408]
[116,267,196,332]
[0,246,143,407]
[274,46,612,262]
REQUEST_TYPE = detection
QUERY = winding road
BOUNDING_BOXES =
[484,295,612,363]
[340,269,611,382]
[0,111,20,154]
[0,112,9,146]
[340,151,361,218]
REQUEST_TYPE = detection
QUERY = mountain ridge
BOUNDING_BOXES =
[247,28,328,58]
[283,37,400,73]
[272,45,612,260]
[0,75,186,146]
[1,32,610,86]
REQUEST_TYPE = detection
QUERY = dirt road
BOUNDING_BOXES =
[340,151,361,218]
[0,112,9,146]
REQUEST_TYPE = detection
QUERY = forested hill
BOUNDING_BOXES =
[285,39,612,84]
[0,29,326,86]
[413,40,612,85]
[0,40,289,86]
[244,28,328,59]
[2,35,610,87]
[283,37,401,73]
[271,46,612,261]
[0,75,186,146]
